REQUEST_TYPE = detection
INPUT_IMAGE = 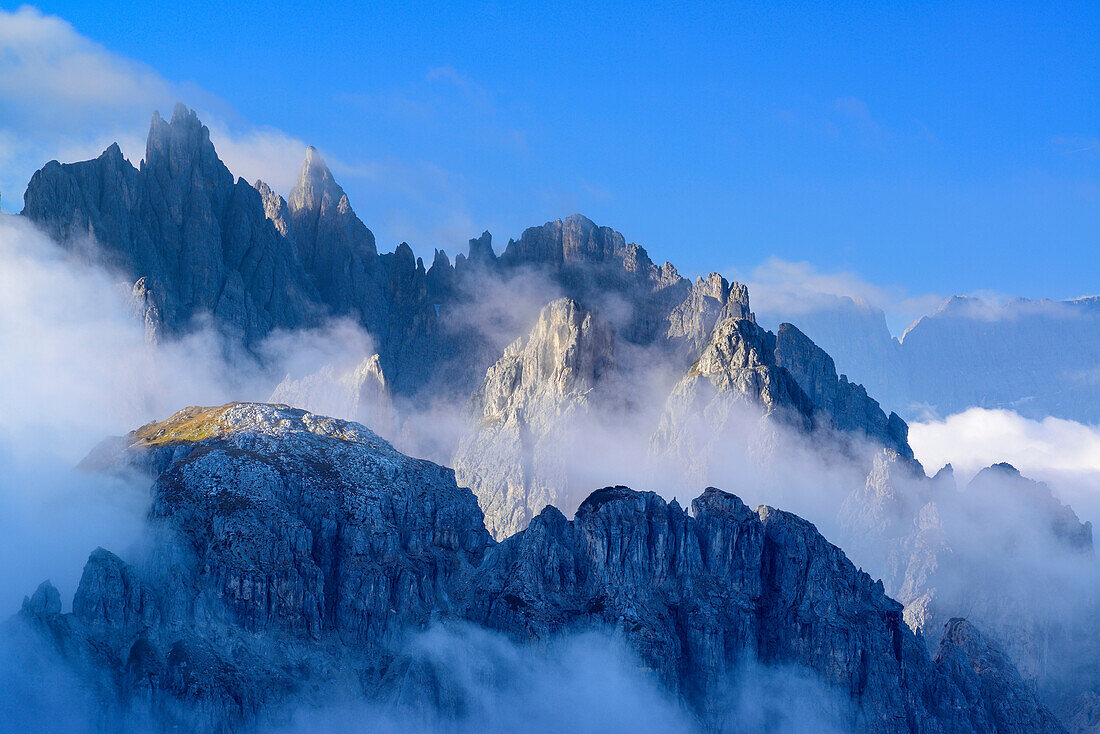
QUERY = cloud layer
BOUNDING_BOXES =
[910,407,1100,524]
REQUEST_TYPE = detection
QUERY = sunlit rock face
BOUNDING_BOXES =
[10,403,1064,733]
[453,297,619,539]
[665,273,753,364]
[653,310,911,478]
[452,275,924,546]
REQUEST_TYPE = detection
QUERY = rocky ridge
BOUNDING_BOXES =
[453,298,619,538]
[755,294,1100,423]
[11,403,1065,733]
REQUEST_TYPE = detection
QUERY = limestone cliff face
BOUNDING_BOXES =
[665,273,753,363]
[453,298,618,539]
[286,146,380,309]
[456,282,924,542]
[653,314,815,471]
[654,309,917,480]
[22,104,321,342]
[775,323,912,459]
[12,404,1064,733]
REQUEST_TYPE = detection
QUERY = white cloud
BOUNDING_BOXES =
[0,6,172,119]
[910,407,1100,524]
[426,65,491,108]
[736,256,944,335]
[0,6,314,206]
[206,123,310,193]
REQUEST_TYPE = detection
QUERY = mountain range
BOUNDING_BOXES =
[8,104,1100,732]
[757,294,1100,423]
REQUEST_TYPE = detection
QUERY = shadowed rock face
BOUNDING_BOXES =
[775,323,912,459]
[11,404,1064,733]
[21,105,322,342]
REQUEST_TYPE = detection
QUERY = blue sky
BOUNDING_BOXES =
[2,1,1098,325]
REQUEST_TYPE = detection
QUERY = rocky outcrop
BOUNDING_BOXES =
[22,105,321,342]
[12,404,1064,733]
[935,618,1067,733]
[653,313,815,471]
[285,146,380,313]
[775,323,912,458]
[453,298,618,539]
[269,353,397,438]
[654,308,919,487]
[665,273,753,363]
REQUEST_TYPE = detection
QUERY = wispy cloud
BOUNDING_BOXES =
[0,6,316,206]
[0,6,173,121]
[206,124,311,193]
[427,65,491,108]
[1052,135,1100,156]
[736,257,944,335]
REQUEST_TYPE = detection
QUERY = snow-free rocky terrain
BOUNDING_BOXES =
[11,104,1100,731]
[10,403,1065,733]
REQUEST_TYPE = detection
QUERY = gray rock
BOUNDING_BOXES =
[269,353,397,438]
[935,618,1067,733]
[10,403,1064,733]
[665,273,753,363]
[453,298,618,539]
[22,105,322,343]
[775,322,912,458]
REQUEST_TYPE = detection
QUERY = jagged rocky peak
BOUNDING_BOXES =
[144,103,229,188]
[467,297,615,425]
[666,272,754,361]
[288,146,346,214]
[286,144,377,258]
[253,179,291,236]
[13,405,1066,733]
[517,297,614,393]
[653,295,922,482]
[465,230,496,266]
[500,213,656,275]
[775,322,913,458]
[453,297,618,539]
[22,104,320,342]
[674,312,812,426]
